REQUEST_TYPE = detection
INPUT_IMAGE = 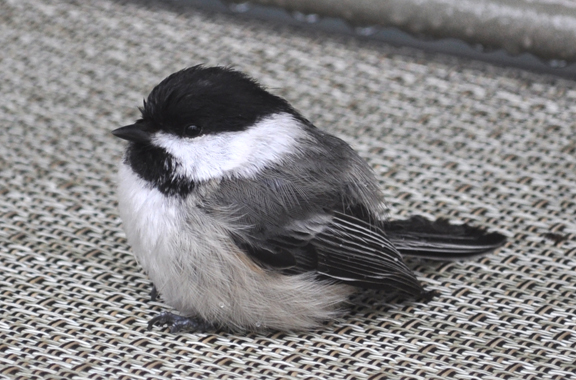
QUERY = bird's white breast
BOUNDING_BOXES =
[117,162,353,331]
[117,163,187,274]
[117,163,236,317]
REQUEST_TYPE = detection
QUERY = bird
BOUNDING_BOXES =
[112,65,506,333]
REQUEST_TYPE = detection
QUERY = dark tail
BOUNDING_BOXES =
[381,216,507,261]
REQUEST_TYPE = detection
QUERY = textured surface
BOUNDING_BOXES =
[1,0,576,379]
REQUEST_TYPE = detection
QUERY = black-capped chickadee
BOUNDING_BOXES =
[112,66,505,333]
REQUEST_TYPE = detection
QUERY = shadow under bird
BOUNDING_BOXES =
[112,65,506,333]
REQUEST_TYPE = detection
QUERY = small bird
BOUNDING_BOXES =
[112,66,505,333]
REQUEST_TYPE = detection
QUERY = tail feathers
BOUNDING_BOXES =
[381,216,507,261]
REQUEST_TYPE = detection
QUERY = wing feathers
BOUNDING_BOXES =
[314,211,425,296]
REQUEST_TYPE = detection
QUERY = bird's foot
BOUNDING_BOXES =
[150,284,159,302]
[147,311,214,333]
[421,289,440,302]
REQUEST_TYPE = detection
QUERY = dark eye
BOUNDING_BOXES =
[183,125,202,138]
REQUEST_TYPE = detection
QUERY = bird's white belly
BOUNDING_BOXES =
[117,163,353,330]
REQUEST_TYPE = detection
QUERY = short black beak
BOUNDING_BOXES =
[112,122,153,143]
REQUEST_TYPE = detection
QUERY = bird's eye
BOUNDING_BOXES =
[183,125,202,138]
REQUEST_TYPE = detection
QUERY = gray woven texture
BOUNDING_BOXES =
[1,0,576,378]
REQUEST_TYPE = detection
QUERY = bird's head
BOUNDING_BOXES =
[113,66,311,189]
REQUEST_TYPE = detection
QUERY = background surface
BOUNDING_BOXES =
[226,0,576,61]
[1,0,575,378]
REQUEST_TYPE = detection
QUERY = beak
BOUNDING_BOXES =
[112,122,153,143]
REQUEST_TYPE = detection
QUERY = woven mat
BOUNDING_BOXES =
[2,0,576,378]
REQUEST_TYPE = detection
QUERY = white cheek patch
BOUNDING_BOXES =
[151,112,307,182]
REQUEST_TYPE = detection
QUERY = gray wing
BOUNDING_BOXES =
[206,128,426,297]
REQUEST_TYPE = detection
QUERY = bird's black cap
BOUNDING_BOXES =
[137,65,294,138]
